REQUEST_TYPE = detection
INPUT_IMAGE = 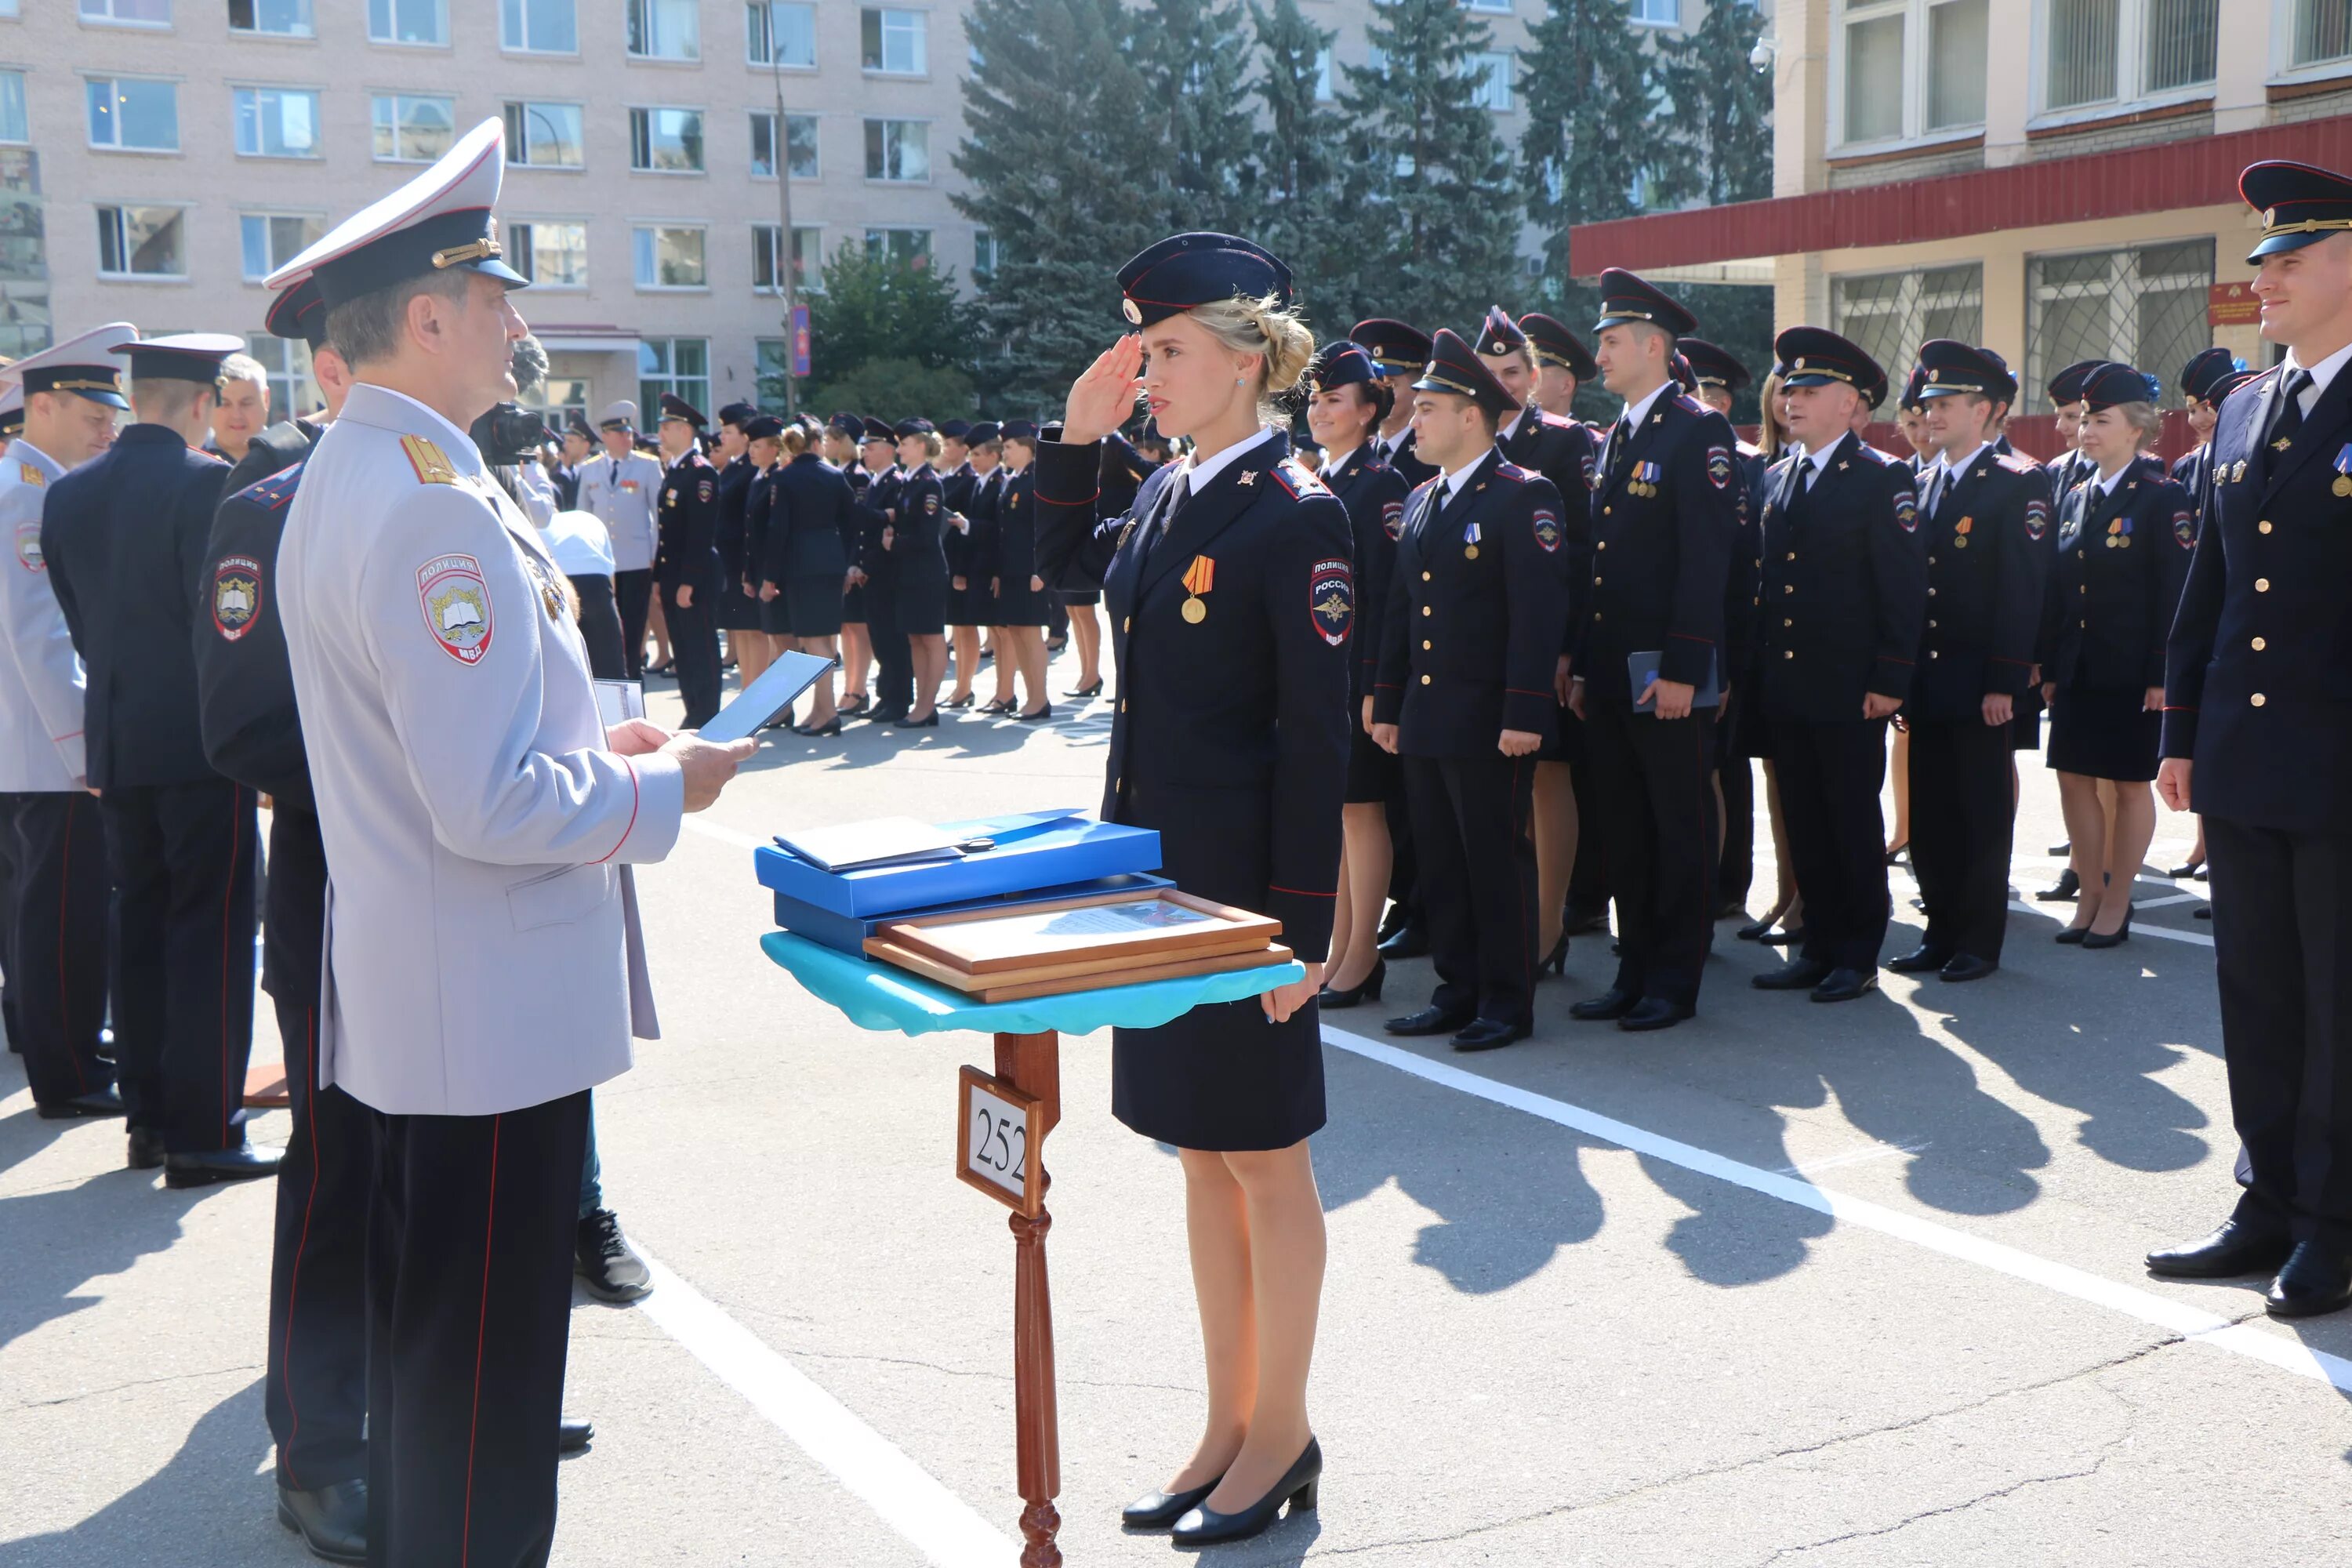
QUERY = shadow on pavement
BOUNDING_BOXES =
[0,1161,231,1357]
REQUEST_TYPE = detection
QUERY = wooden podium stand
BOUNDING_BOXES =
[990,1029,1063,1566]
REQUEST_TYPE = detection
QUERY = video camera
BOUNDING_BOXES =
[470,401,550,466]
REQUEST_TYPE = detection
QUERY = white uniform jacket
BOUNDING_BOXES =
[575,450,663,573]
[279,383,684,1116]
[0,439,88,790]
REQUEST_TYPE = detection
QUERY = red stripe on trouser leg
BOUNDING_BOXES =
[218,785,244,1145]
[459,1115,503,1567]
[60,795,86,1094]
[278,1005,321,1490]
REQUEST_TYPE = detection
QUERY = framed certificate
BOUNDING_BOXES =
[873,888,1280,975]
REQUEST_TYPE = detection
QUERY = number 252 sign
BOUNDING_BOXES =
[958,1065,1044,1217]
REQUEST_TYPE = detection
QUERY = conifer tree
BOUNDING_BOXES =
[1515,0,1655,292]
[1134,0,1258,234]
[1655,1,1774,209]
[1244,0,1357,336]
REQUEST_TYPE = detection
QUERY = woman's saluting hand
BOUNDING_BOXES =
[1063,335,1146,447]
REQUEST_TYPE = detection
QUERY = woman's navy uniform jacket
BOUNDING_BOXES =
[2048,467,2194,691]
[1754,431,1927,721]
[1373,448,1570,754]
[714,454,756,593]
[1320,444,1410,713]
[1904,447,2053,723]
[941,459,978,592]
[1033,428,1351,963]
[760,451,857,588]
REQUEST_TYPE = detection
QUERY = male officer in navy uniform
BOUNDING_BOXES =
[856,415,914,720]
[1749,328,1926,1001]
[1352,318,1439,489]
[42,332,272,1185]
[654,393,724,728]
[2149,159,2352,1318]
[1369,331,1570,1050]
[1520,311,1599,426]
[1566,270,1740,1031]
[1887,340,2051,983]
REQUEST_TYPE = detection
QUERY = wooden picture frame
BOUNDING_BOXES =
[957,1065,1045,1217]
[875,888,1280,976]
[872,938,1295,1004]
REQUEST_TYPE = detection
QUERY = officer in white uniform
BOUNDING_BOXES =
[575,399,662,677]
[0,325,130,1118]
[265,119,753,1568]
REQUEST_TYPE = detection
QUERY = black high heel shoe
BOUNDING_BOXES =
[895,711,940,729]
[1737,906,1789,942]
[1065,678,1104,699]
[1539,931,1569,975]
[979,696,1017,714]
[2054,921,2091,945]
[2082,904,2133,948]
[1171,1439,1321,1546]
[1017,703,1054,722]
[2167,860,2202,878]
[943,691,975,710]
[838,693,870,716]
[1316,957,1385,1007]
[1759,924,1806,947]
[1123,1475,1223,1531]
[794,717,843,738]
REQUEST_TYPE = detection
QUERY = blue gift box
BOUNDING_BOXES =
[752,809,1163,917]
[771,872,1177,955]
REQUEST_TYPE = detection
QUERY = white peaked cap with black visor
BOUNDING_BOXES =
[263,118,528,308]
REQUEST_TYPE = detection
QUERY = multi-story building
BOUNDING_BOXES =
[1573,0,2352,450]
[1,0,1711,423]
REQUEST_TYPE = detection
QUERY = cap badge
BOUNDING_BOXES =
[1122,297,1143,325]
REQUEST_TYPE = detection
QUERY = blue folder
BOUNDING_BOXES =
[772,872,1176,955]
[753,808,1162,917]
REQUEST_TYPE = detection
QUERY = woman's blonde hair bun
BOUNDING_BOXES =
[1191,291,1317,404]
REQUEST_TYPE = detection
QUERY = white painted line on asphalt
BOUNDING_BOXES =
[2132,892,2206,910]
[1321,1025,2352,1398]
[633,1250,1018,1568]
[1779,1140,1930,1176]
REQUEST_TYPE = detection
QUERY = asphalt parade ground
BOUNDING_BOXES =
[5,646,2348,1567]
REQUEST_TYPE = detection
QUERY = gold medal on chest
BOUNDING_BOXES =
[2335,475,2352,498]
[1464,544,1479,560]
[1181,596,1207,624]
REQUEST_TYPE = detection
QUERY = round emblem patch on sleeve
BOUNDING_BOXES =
[14,522,43,572]
[1532,509,1562,554]
[2024,499,2049,541]
[1308,557,1353,647]
[1382,499,1405,540]
[1894,490,1918,532]
[2172,510,2197,549]
[1706,447,1733,489]
[212,556,263,641]
[416,553,495,665]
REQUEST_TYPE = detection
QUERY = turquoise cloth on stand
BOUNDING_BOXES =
[760,931,1306,1038]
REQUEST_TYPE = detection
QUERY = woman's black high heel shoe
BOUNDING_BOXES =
[1737,906,1789,942]
[2168,860,2202,878]
[1017,703,1054,722]
[1171,1439,1321,1545]
[2054,921,2091,945]
[979,696,1017,714]
[1122,1475,1222,1530]
[1317,957,1385,1007]
[2082,904,2133,948]
[1759,924,1806,947]
[943,691,975,710]
[838,693,869,716]
[794,717,843,738]
[1539,931,1569,975]
[1065,677,1105,699]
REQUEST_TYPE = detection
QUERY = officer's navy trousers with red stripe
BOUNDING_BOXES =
[366,1089,590,1568]
[1403,753,1538,1028]
[1904,717,2016,961]
[1584,699,1720,1007]
[1769,717,1894,971]
[7,790,111,1103]
[100,779,258,1152]
[262,805,371,1493]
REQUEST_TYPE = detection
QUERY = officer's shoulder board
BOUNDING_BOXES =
[234,459,307,511]
[1266,459,1327,499]
[1853,444,1896,468]
[1409,474,1443,503]
[15,461,45,488]
[1994,451,2042,477]
[1534,409,1578,434]
[399,434,460,486]
[1671,392,1708,416]
[1493,460,1534,485]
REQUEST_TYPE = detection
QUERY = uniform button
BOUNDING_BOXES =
[1421,570,1432,581]
[1120,699,1128,712]
[1603,506,1613,516]
[1783,649,1794,659]
[1123,616,1131,633]
[2252,692,2267,707]
[1592,576,1602,586]
[1592,612,1602,622]
[1784,584,1794,594]
[1598,540,1608,550]
[1114,776,1122,790]
[2076,550,2085,559]
[1929,649,1940,659]
[1929,555,1938,566]
[1928,619,1937,628]
[2080,619,2087,628]
[1927,586,1936,597]
[1783,617,1792,627]
[1785,551,1796,561]
[1422,605,1432,617]
[2259,520,2273,534]
[2080,585,2087,593]
[2257,577,2271,592]
[1421,639,1432,650]
[1421,673,1432,685]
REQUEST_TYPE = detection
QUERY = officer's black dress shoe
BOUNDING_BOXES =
[1376,921,1430,960]
[127,1127,166,1171]
[35,1086,125,1119]
[1619,996,1694,1032]
[2266,1241,2352,1319]
[1810,967,1878,1003]
[576,1208,653,1302]
[1383,1004,1474,1037]
[1758,924,1806,946]
[2047,839,2071,858]
[1569,986,1637,1022]
[1171,1438,1320,1546]
[2145,1218,2294,1279]
[1123,1475,1222,1530]
[164,1144,282,1188]
[1938,953,1998,982]
[1884,944,1954,975]
[278,1477,366,1564]
[560,1416,594,1454]
[1752,958,1831,991]
[1450,1018,1530,1052]
[2034,868,2081,902]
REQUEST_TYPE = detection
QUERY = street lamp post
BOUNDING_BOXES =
[769,10,802,419]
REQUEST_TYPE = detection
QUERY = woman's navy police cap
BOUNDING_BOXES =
[1308,341,1382,396]
[2080,361,2162,413]
[1117,232,1292,327]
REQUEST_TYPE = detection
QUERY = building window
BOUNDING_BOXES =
[630,107,706,172]
[864,227,931,267]
[240,212,322,280]
[1314,46,1335,103]
[230,0,314,37]
[372,93,455,163]
[1831,263,1984,390]
[633,224,707,289]
[627,0,699,60]
[507,220,588,287]
[1464,0,1513,12]
[756,339,795,405]
[2294,0,2352,66]
[88,78,179,151]
[1842,6,1907,143]
[504,101,585,168]
[750,111,818,179]
[1629,0,1679,23]
[864,118,928,182]
[1927,0,1988,129]
[245,334,318,416]
[2045,0,2216,112]
[1470,50,1514,111]
[639,336,710,416]
[0,71,26,145]
[973,228,996,286]
[1837,0,1994,144]
[368,0,446,46]
[861,8,927,74]
[2025,240,2213,412]
[80,0,171,24]
[749,1,818,66]
[753,223,822,292]
[500,0,576,53]
[2144,0,2217,90]
[234,87,320,158]
[96,204,187,277]
[525,376,590,434]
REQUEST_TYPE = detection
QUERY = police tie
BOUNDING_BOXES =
[2266,368,2314,454]
[1606,417,1634,481]
[1140,470,1191,564]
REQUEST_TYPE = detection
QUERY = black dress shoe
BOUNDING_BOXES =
[1383,1004,1474,1037]
[1316,957,1384,1008]
[278,1478,367,1565]
[2055,923,2090,945]
[1570,987,1636,1022]
[1376,921,1431,960]
[2194,906,2211,919]
[2145,1218,2294,1279]
[576,1208,653,1302]
[2081,905,2132,948]
[837,694,869,715]
[1735,913,1783,941]
[1885,944,1953,975]
[2034,868,2081,902]
[1938,953,1998,982]
[36,1086,125,1119]
[2167,861,2203,879]
[1752,958,1832,991]
[2046,839,2071,858]
[1171,1438,1320,1545]
[1758,924,1807,946]
[1016,704,1054,722]
[2266,1240,2352,1319]
[127,1127,166,1171]
[894,710,941,728]
[1619,996,1694,1032]
[866,706,910,725]
[1450,1018,1530,1052]
[1064,678,1105,698]
[560,1416,593,1454]
[164,1144,281,1188]
[1809,967,1878,1003]
[793,717,844,738]
[1123,1475,1221,1530]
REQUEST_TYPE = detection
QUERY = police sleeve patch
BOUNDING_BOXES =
[416,554,495,665]
[1309,557,1353,647]
[699,477,715,504]
[2024,499,2049,540]
[1532,509,1563,554]
[1706,447,1733,490]
[1581,453,1598,491]
[1381,499,1405,541]
[2172,510,2197,549]
[212,556,263,641]
[1894,490,1918,532]
[13,522,42,572]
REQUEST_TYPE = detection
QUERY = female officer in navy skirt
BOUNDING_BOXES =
[758,419,851,735]
[988,422,1054,720]
[884,419,951,725]
[952,423,1005,704]
[712,403,774,690]
[1034,231,1348,1546]
[2040,361,2194,948]
[1302,339,1410,1008]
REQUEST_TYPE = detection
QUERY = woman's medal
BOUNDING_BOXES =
[1181,555,1214,623]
